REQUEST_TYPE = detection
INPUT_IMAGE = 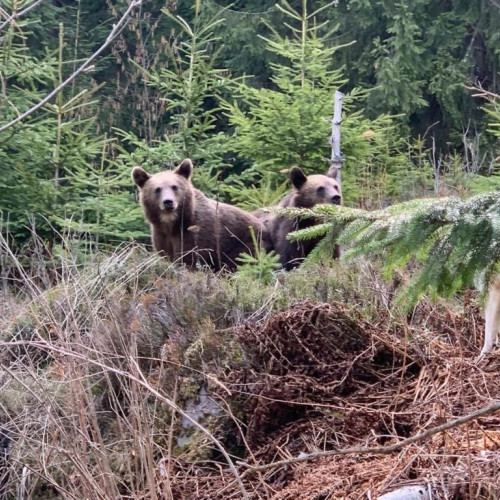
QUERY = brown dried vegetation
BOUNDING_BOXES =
[171,296,500,499]
[1,248,500,499]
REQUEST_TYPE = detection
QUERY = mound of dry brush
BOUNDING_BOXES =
[1,253,499,499]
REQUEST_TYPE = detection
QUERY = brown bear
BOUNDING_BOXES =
[259,166,342,270]
[132,159,271,271]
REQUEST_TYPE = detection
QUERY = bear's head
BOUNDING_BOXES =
[289,166,342,208]
[132,158,193,221]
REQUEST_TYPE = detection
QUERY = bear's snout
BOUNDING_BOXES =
[331,195,341,205]
[162,199,175,210]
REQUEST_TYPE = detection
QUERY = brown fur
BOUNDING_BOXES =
[257,166,342,270]
[132,159,271,271]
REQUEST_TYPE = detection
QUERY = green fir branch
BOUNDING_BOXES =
[287,193,500,307]
[286,222,332,242]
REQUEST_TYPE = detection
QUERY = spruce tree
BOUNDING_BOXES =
[0,3,138,249]
[221,0,420,210]
[287,89,500,305]
[224,0,347,175]
[116,2,232,195]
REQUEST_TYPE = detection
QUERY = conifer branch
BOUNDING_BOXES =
[289,194,500,305]
[0,0,142,134]
[0,0,45,32]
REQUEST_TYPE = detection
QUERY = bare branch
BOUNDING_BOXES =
[0,339,250,500]
[466,85,500,101]
[130,358,251,500]
[0,0,142,134]
[0,0,45,32]
[237,400,500,473]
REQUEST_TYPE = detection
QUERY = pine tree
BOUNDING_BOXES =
[221,0,412,210]
[0,9,89,243]
[288,90,500,304]
[0,4,138,250]
[223,0,347,175]
[116,2,232,195]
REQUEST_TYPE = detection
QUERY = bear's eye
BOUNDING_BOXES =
[316,186,325,195]
[155,187,161,195]
[171,185,178,192]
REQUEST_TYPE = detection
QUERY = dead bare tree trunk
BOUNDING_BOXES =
[327,90,344,184]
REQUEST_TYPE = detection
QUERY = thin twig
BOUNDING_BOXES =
[0,0,45,32]
[0,339,251,499]
[465,85,500,101]
[488,0,500,11]
[237,400,500,473]
[0,0,142,134]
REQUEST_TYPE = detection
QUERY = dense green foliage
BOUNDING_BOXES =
[0,0,499,252]
[288,191,500,306]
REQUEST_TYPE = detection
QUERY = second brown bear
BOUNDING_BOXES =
[132,159,271,271]
[257,166,342,270]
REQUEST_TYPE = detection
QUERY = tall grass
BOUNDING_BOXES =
[1,238,174,498]
[1,233,384,498]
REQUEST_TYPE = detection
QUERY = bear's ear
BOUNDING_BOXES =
[132,167,151,188]
[290,166,307,189]
[326,166,340,181]
[175,158,193,180]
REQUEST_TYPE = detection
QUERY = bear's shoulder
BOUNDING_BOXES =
[279,192,297,208]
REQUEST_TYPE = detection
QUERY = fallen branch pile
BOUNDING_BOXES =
[171,299,500,499]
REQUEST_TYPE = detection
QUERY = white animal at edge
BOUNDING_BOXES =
[482,275,500,357]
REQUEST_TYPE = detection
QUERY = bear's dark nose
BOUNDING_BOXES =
[163,199,174,209]
[331,195,341,205]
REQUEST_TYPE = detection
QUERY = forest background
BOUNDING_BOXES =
[3,2,500,498]
[1,0,500,259]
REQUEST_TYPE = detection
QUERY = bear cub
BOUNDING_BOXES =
[132,159,270,271]
[265,166,342,270]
